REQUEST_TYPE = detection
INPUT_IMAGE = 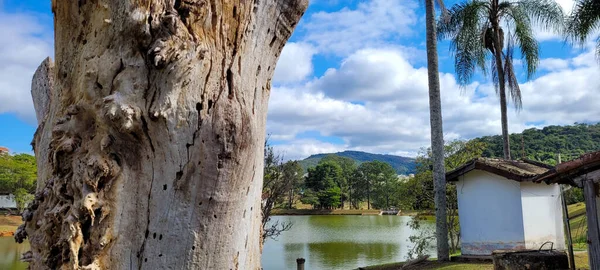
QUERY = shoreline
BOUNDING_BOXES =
[271,209,427,216]
[0,215,21,237]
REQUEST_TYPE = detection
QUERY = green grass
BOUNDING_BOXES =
[568,202,588,248]
[359,260,493,270]
[568,202,587,218]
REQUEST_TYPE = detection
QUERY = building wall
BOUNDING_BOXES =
[0,194,16,209]
[520,182,566,250]
[456,170,526,255]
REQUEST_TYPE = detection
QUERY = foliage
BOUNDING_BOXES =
[474,123,600,166]
[564,187,584,205]
[320,155,356,208]
[13,188,34,213]
[318,186,342,209]
[305,161,343,209]
[565,0,600,60]
[438,0,563,159]
[262,142,301,242]
[0,152,37,213]
[299,150,416,175]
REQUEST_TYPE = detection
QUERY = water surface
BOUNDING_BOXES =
[261,215,435,270]
[0,237,28,270]
[1,215,434,270]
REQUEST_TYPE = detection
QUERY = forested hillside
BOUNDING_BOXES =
[473,123,600,165]
[299,150,416,175]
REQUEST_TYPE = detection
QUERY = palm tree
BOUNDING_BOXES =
[425,0,450,261]
[438,0,563,159]
[565,0,600,59]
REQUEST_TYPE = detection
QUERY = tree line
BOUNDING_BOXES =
[0,152,36,213]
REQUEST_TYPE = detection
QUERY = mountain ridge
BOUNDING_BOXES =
[298,150,416,175]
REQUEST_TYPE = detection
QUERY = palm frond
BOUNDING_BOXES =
[505,4,540,79]
[565,0,600,46]
[438,0,489,86]
[491,53,499,92]
[514,0,564,32]
[504,34,523,110]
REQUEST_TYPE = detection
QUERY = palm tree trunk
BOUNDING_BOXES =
[492,17,511,160]
[18,1,307,269]
[425,0,449,261]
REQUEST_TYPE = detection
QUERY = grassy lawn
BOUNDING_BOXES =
[359,260,493,270]
[568,202,586,218]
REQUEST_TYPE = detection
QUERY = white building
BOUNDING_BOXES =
[446,158,565,256]
[0,193,17,209]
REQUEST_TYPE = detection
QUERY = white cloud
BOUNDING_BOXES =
[267,47,600,160]
[301,0,419,55]
[539,58,570,71]
[273,42,315,84]
[0,11,53,124]
[272,139,347,161]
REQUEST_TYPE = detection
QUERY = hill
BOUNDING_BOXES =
[299,150,416,175]
[472,122,600,165]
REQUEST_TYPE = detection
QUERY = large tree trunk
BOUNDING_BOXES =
[17,1,307,269]
[425,0,449,261]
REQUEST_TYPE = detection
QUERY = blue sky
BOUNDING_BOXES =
[0,0,598,160]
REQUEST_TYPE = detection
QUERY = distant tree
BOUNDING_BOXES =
[0,153,37,213]
[438,0,563,159]
[282,160,304,209]
[319,186,342,209]
[565,0,600,60]
[353,161,396,210]
[305,161,343,209]
[319,155,356,208]
[14,188,34,214]
[262,143,295,243]
[473,123,600,168]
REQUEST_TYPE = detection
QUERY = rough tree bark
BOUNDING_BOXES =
[425,0,449,261]
[16,1,307,269]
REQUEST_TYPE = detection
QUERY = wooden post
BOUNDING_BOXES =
[561,185,576,270]
[583,179,600,270]
[296,258,305,270]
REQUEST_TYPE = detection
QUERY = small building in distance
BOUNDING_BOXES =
[446,158,565,256]
[0,193,17,210]
[0,146,8,155]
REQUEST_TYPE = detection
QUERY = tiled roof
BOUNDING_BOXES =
[446,157,552,182]
[534,151,600,185]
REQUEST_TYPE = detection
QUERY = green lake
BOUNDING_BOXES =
[1,215,434,270]
[0,237,29,270]
[261,215,435,269]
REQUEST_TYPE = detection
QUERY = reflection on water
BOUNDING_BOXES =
[0,237,29,270]
[262,215,435,270]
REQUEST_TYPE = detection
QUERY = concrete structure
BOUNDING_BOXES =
[535,151,600,269]
[0,193,17,209]
[447,158,565,256]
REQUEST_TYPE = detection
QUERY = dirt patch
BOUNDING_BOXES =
[0,215,22,226]
[0,231,15,237]
[0,215,21,235]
